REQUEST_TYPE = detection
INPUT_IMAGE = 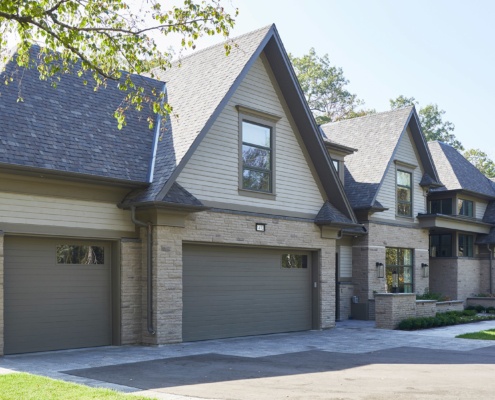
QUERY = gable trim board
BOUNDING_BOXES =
[149,25,356,225]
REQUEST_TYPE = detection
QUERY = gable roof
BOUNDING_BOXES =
[320,107,440,210]
[428,141,495,199]
[0,46,163,185]
[122,24,357,224]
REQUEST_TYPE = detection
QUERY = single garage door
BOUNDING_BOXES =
[183,244,312,341]
[4,236,112,354]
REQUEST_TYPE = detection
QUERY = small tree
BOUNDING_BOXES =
[390,95,463,150]
[290,48,374,124]
[0,0,237,128]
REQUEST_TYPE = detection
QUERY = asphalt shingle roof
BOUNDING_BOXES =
[428,141,495,198]
[0,46,162,183]
[128,25,273,203]
[320,107,414,209]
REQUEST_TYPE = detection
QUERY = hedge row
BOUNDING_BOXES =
[397,310,495,330]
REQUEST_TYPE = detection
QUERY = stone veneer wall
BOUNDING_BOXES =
[375,294,417,329]
[140,210,336,345]
[415,300,436,317]
[0,231,3,355]
[120,238,142,344]
[352,223,429,303]
[430,258,484,302]
[466,297,495,309]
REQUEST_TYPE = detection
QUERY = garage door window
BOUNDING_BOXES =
[57,245,105,264]
[281,254,308,269]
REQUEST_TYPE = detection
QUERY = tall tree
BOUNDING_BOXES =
[290,48,374,124]
[463,148,495,178]
[389,95,463,150]
[0,0,237,127]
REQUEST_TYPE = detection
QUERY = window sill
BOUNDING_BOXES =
[238,188,276,200]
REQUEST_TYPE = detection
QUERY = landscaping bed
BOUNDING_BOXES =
[397,310,495,331]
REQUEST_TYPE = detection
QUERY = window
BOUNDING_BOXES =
[57,245,104,264]
[458,234,474,257]
[281,254,308,269]
[429,198,453,215]
[385,248,413,293]
[241,120,272,193]
[430,234,452,257]
[332,159,340,173]
[397,170,412,217]
[458,199,473,217]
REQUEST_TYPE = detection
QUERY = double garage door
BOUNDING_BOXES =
[183,244,313,341]
[4,236,112,355]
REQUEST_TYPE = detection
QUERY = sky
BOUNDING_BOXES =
[184,0,495,159]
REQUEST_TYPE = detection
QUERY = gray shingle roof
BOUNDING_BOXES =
[320,107,414,209]
[0,46,163,183]
[314,201,355,226]
[428,141,495,198]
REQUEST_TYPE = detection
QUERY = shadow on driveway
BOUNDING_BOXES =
[65,345,495,391]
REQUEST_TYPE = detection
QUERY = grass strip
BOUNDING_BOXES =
[0,372,155,400]
[456,329,495,340]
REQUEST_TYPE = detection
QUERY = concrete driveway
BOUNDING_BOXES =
[2,320,495,400]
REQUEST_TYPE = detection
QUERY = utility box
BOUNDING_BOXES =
[351,302,369,320]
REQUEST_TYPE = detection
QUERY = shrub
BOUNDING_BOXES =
[462,309,477,317]
[486,307,495,314]
[416,289,449,301]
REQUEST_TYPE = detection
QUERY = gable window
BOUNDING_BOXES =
[241,120,273,193]
[458,234,474,257]
[429,198,453,215]
[458,199,473,217]
[397,170,412,217]
[332,159,340,173]
[430,234,452,257]
[385,248,413,293]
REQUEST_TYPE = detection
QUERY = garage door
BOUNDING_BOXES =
[183,244,312,341]
[4,236,112,354]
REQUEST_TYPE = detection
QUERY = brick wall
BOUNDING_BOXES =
[352,223,429,301]
[415,300,436,317]
[436,300,464,313]
[0,231,3,355]
[375,293,417,329]
[466,297,495,309]
[120,238,143,345]
[430,257,484,302]
[141,210,336,344]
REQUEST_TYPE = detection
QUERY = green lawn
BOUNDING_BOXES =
[456,328,495,340]
[0,373,155,400]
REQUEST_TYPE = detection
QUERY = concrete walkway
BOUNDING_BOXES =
[1,320,495,399]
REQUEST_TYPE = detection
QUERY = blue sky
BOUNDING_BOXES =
[203,0,495,159]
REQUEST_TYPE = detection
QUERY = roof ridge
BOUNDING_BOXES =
[320,106,414,127]
[165,24,273,67]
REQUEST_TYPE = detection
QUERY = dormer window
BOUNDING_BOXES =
[457,199,473,217]
[397,170,412,217]
[429,198,453,215]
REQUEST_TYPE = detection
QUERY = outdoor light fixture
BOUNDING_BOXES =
[255,223,266,232]
[376,262,384,278]
[421,263,429,278]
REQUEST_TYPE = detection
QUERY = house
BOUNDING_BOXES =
[421,141,495,300]
[320,107,442,319]
[0,25,359,355]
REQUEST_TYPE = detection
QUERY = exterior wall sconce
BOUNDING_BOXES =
[376,262,384,278]
[421,263,429,278]
[255,223,266,232]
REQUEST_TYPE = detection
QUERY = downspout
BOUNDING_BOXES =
[131,206,156,335]
[488,244,493,295]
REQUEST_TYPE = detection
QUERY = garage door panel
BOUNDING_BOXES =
[4,236,112,354]
[183,244,312,341]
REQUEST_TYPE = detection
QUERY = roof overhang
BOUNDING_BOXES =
[323,139,357,156]
[417,213,493,234]
[428,188,495,201]
[0,162,148,188]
